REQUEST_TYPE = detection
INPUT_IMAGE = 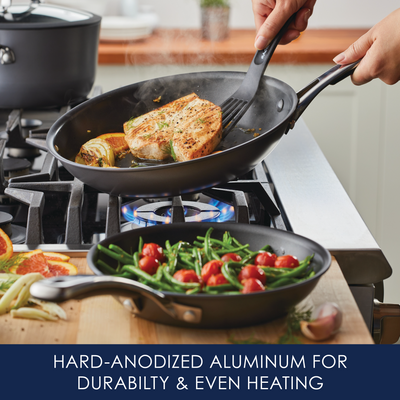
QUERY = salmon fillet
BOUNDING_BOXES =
[124,93,222,162]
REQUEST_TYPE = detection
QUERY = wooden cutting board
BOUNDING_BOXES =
[0,256,374,344]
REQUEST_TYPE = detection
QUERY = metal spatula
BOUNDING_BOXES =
[221,15,295,137]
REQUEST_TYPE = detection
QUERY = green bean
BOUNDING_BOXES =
[96,259,117,275]
[193,248,202,276]
[267,255,314,288]
[97,244,133,264]
[193,240,204,248]
[203,227,214,262]
[186,286,201,295]
[203,283,236,293]
[121,265,173,291]
[108,244,133,260]
[223,230,232,246]
[138,236,144,253]
[215,243,250,255]
[154,264,164,281]
[221,262,244,290]
[166,241,182,275]
[133,251,140,268]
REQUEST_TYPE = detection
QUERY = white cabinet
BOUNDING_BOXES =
[95,63,400,303]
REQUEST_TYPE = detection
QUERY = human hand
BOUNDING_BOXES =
[333,8,400,86]
[252,0,316,50]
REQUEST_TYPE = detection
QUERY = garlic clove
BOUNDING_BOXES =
[300,302,343,341]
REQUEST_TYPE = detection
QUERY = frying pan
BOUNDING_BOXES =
[46,60,359,198]
[30,223,332,329]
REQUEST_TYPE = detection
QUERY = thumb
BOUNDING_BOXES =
[333,31,373,64]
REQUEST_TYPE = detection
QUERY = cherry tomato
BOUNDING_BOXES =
[139,255,159,275]
[141,242,166,262]
[238,264,266,285]
[275,255,299,269]
[221,253,242,262]
[201,260,223,283]
[254,251,277,267]
[173,269,200,283]
[207,273,229,286]
[241,277,265,293]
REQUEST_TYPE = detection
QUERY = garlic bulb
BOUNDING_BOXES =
[300,302,343,341]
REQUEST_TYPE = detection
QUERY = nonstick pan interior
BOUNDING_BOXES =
[47,71,298,197]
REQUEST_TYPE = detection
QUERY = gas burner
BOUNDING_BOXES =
[0,211,26,244]
[121,195,236,227]
[3,158,31,179]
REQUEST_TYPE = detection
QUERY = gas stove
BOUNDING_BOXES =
[0,89,398,343]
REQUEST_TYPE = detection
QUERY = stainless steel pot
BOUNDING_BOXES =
[0,0,101,109]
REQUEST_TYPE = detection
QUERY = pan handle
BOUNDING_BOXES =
[30,275,202,323]
[288,60,361,130]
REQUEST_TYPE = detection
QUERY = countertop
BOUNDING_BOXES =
[98,28,369,65]
[0,256,374,344]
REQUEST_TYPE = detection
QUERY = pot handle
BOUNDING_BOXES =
[288,60,360,130]
[30,275,202,324]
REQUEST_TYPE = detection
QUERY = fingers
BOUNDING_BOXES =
[333,33,374,85]
[254,1,315,50]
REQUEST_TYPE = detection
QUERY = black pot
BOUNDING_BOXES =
[0,2,101,109]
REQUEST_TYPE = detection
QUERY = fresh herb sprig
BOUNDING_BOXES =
[0,254,24,273]
[227,307,312,345]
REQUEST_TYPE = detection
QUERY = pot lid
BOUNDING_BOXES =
[0,1,101,28]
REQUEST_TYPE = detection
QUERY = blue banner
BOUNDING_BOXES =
[1,344,398,399]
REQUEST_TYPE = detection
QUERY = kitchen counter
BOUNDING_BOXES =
[98,28,369,65]
[0,256,373,344]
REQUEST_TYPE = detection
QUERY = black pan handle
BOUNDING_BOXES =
[288,60,361,129]
[30,275,202,324]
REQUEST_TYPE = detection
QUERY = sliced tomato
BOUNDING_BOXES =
[254,251,277,267]
[221,252,242,262]
[275,255,299,269]
[139,255,159,275]
[241,277,265,293]
[173,269,200,283]
[141,242,166,262]
[201,259,223,283]
[238,264,266,285]
[207,273,229,286]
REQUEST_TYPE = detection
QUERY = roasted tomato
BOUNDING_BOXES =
[275,255,300,269]
[221,252,242,262]
[173,269,200,283]
[238,264,266,285]
[201,260,223,283]
[139,255,159,275]
[207,273,229,286]
[141,242,166,262]
[242,277,265,293]
[254,251,277,267]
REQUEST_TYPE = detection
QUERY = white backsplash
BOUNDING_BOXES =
[43,0,400,29]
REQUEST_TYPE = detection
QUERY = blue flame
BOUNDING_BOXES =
[121,199,235,226]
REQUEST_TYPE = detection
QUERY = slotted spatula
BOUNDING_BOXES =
[221,15,296,137]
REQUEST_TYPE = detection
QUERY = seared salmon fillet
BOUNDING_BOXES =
[124,93,222,162]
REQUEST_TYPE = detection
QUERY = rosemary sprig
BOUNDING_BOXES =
[277,307,312,344]
[226,307,312,345]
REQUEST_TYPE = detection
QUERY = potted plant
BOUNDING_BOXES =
[200,0,230,41]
